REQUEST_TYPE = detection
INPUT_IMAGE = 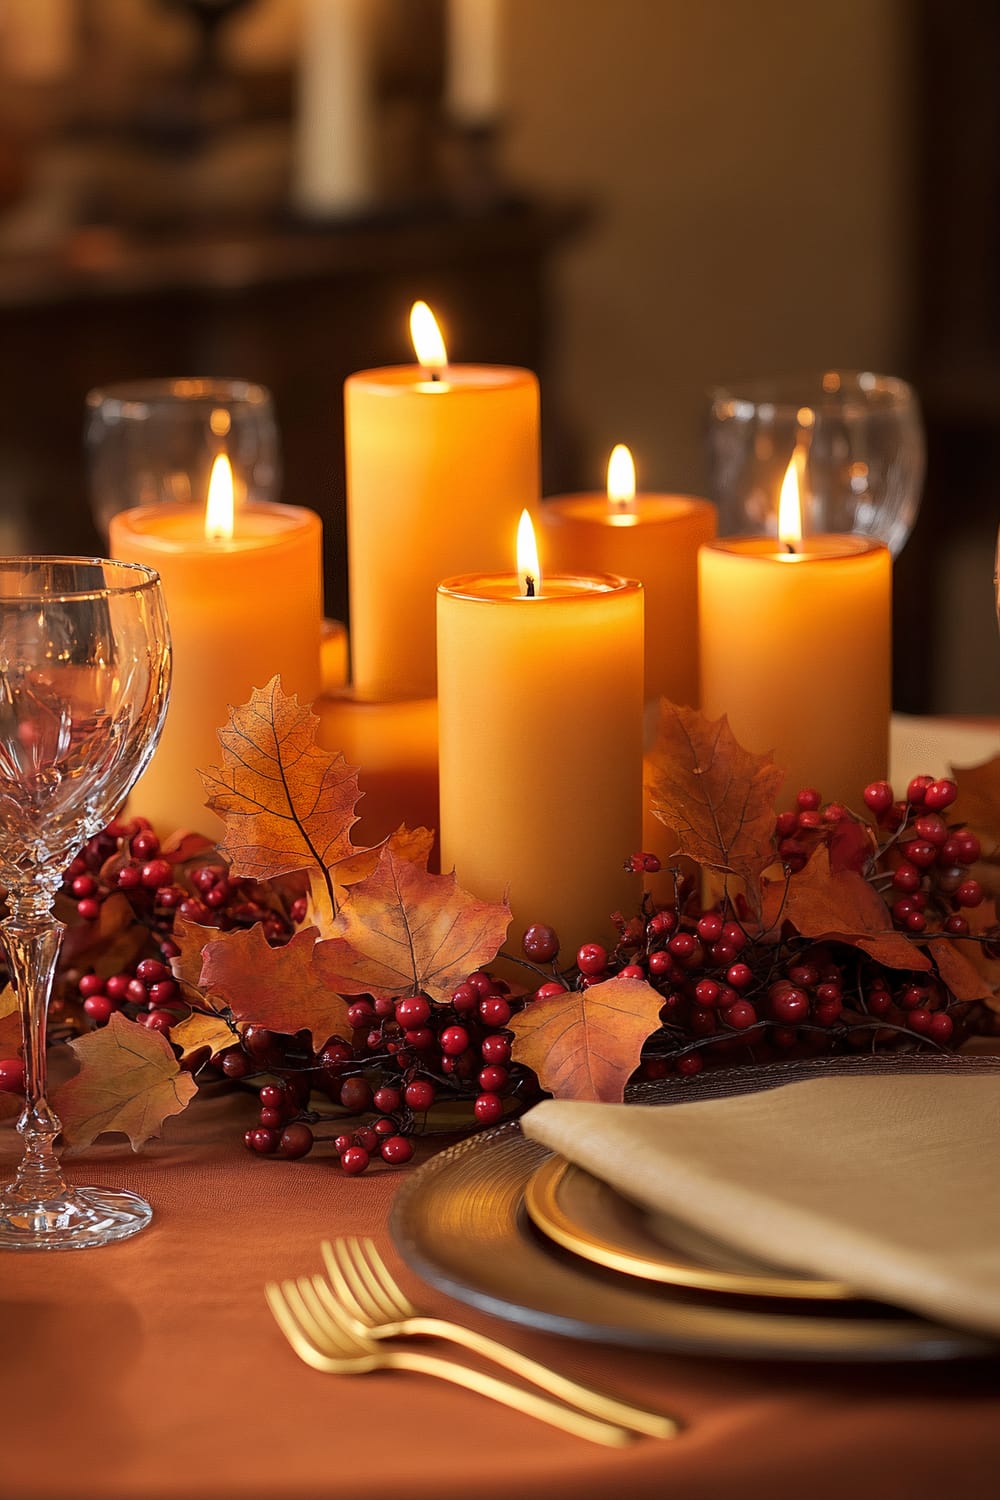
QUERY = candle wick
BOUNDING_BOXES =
[784,540,797,555]
[430,370,442,384]
[524,574,536,598]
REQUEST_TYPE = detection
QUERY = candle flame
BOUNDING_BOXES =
[409,301,448,374]
[606,443,636,512]
[204,453,235,541]
[777,456,803,551]
[516,509,541,597]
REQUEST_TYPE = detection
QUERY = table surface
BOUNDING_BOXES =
[2,1087,1000,1500]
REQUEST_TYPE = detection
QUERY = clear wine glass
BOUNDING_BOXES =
[707,371,925,556]
[0,558,171,1249]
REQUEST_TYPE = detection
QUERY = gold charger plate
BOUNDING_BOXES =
[390,1123,1000,1363]
[524,1155,855,1301]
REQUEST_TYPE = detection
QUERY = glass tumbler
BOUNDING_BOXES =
[707,371,925,556]
[85,377,280,542]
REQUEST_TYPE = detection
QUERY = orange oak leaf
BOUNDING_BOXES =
[763,846,931,972]
[929,936,992,1004]
[647,702,786,901]
[53,1012,197,1150]
[306,826,437,941]
[952,754,1000,855]
[169,914,221,999]
[169,1009,237,1068]
[508,976,664,1102]
[198,924,351,1045]
[314,844,510,1003]
[201,675,364,888]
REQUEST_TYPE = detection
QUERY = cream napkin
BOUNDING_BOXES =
[521,1076,1000,1336]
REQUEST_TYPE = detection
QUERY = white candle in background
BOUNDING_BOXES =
[292,0,375,217]
[446,0,503,126]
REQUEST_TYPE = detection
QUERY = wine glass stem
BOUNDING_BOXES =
[2,906,68,1203]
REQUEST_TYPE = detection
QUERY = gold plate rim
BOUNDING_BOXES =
[524,1155,856,1302]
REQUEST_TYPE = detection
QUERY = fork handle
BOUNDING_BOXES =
[385,1346,634,1446]
[387,1315,679,1439]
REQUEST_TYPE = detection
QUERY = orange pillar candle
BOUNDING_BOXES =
[110,458,323,835]
[316,691,439,851]
[698,462,891,807]
[345,301,539,698]
[541,445,716,706]
[437,513,644,958]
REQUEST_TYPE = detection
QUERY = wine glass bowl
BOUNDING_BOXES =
[708,371,925,556]
[0,558,171,1249]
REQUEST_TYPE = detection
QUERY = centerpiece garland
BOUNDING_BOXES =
[0,679,997,1173]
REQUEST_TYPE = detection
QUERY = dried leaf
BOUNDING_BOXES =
[170,1009,236,1068]
[930,937,992,1004]
[0,986,22,1057]
[199,924,351,1046]
[952,754,1000,854]
[647,702,786,900]
[57,891,148,976]
[169,914,221,999]
[53,1012,197,1150]
[508,977,664,1102]
[201,675,364,885]
[307,826,437,940]
[763,846,931,972]
[314,844,510,1003]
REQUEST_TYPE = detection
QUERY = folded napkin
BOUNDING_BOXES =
[521,1075,1000,1337]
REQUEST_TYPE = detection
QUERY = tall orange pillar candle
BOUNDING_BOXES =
[698,463,891,807]
[110,459,323,835]
[541,445,716,706]
[345,301,539,698]
[438,514,644,958]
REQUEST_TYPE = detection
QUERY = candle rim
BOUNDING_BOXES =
[438,570,642,602]
[110,499,321,552]
[703,534,887,562]
[347,364,537,394]
[543,492,715,520]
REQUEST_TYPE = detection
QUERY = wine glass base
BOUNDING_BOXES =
[0,1184,153,1250]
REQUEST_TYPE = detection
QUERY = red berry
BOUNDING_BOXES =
[221,1049,251,1080]
[906,775,935,806]
[901,840,938,870]
[619,963,645,980]
[476,1066,507,1092]
[479,996,512,1027]
[333,1134,353,1155]
[83,994,114,1024]
[71,874,98,898]
[923,779,958,811]
[440,1025,470,1057]
[341,1146,369,1175]
[404,1079,435,1110]
[863,780,894,815]
[480,1034,511,1064]
[403,1028,435,1051]
[955,879,985,909]
[676,1053,704,1077]
[907,1007,933,1034]
[140,858,172,890]
[374,1117,396,1137]
[0,1057,25,1092]
[250,1127,279,1155]
[373,1086,402,1114]
[353,1126,379,1153]
[373,996,395,1018]
[522,924,560,962]
[696,913,724,942]
[380,1134,414,1164]
[320,1042,354,1076]
[944,914,970,936]
[648,909,678,937]
[259,1106,283,1128]
[340,1076,374,1112]
[954,831,982,865]
[474,1092,504,1125]
[726,962,752,991]
[395,996,430,1028]
[768,985,809,1024]
[78,973,105,998]
[668,932,696,962]
[688,1006,716,1037]
[722,999,757,1030]
[533,980,566,1002]
[466,971,495,996]
[694,978,721,1007]
[143,1009,173,1034]
[347,1001,376,1029]
[797,810,821,830]
[76,897,101,921]
[647,949,675,978]
[258,1083,286,1109]
[928,1012,954,1043]
[814,1000,842,1025]
[450,982,479,1015]
[774,811,798,839]
[279,1123,314,1160]
[796,788,822,811]
[721,923,747,951]
[891,862,922,893]
[576,943,607,977]
[913,813,948,846]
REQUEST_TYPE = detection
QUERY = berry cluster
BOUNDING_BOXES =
[516,776,996,1079]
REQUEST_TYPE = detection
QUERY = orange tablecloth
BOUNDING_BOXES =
[2,1089,999,1500]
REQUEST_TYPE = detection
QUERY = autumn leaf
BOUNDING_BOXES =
[57,891,148,976]
[199,924,351,1045]
[508,977,664,1102]
[201,675,364,890]
[53,1012,197,1150]
[314,844,510,1003]
[170,1009,236,1068]
[169,914,222,999]
[306,825,437,940]
[929,936,992,1004]
[647,701,786,902]
[952,754,1000,856]
[0,986,22,1057]
[763,845,931,971]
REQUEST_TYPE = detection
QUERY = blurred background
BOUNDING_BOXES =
[0,0,996,714]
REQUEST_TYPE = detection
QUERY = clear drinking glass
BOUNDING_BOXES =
[707,371,925,556]
[0,558,171,1249]
[85,377,280,542]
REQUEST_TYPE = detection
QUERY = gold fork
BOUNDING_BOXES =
[265,1277,635,1447]
[320,1236,680,1440]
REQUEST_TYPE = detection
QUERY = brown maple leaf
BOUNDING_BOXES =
[314,844,510,1004]
[53,1012,197,1150]
[169,1009,236,1068]
[929,936,992,1004]
[199,924,351,1045]
[763,846,931,972]
[646,701,786,904]
[508,976,664,1102]
[952,754,1000,856]
[200,676,364,900]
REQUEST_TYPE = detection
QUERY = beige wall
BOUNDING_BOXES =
[503,0,913,497]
